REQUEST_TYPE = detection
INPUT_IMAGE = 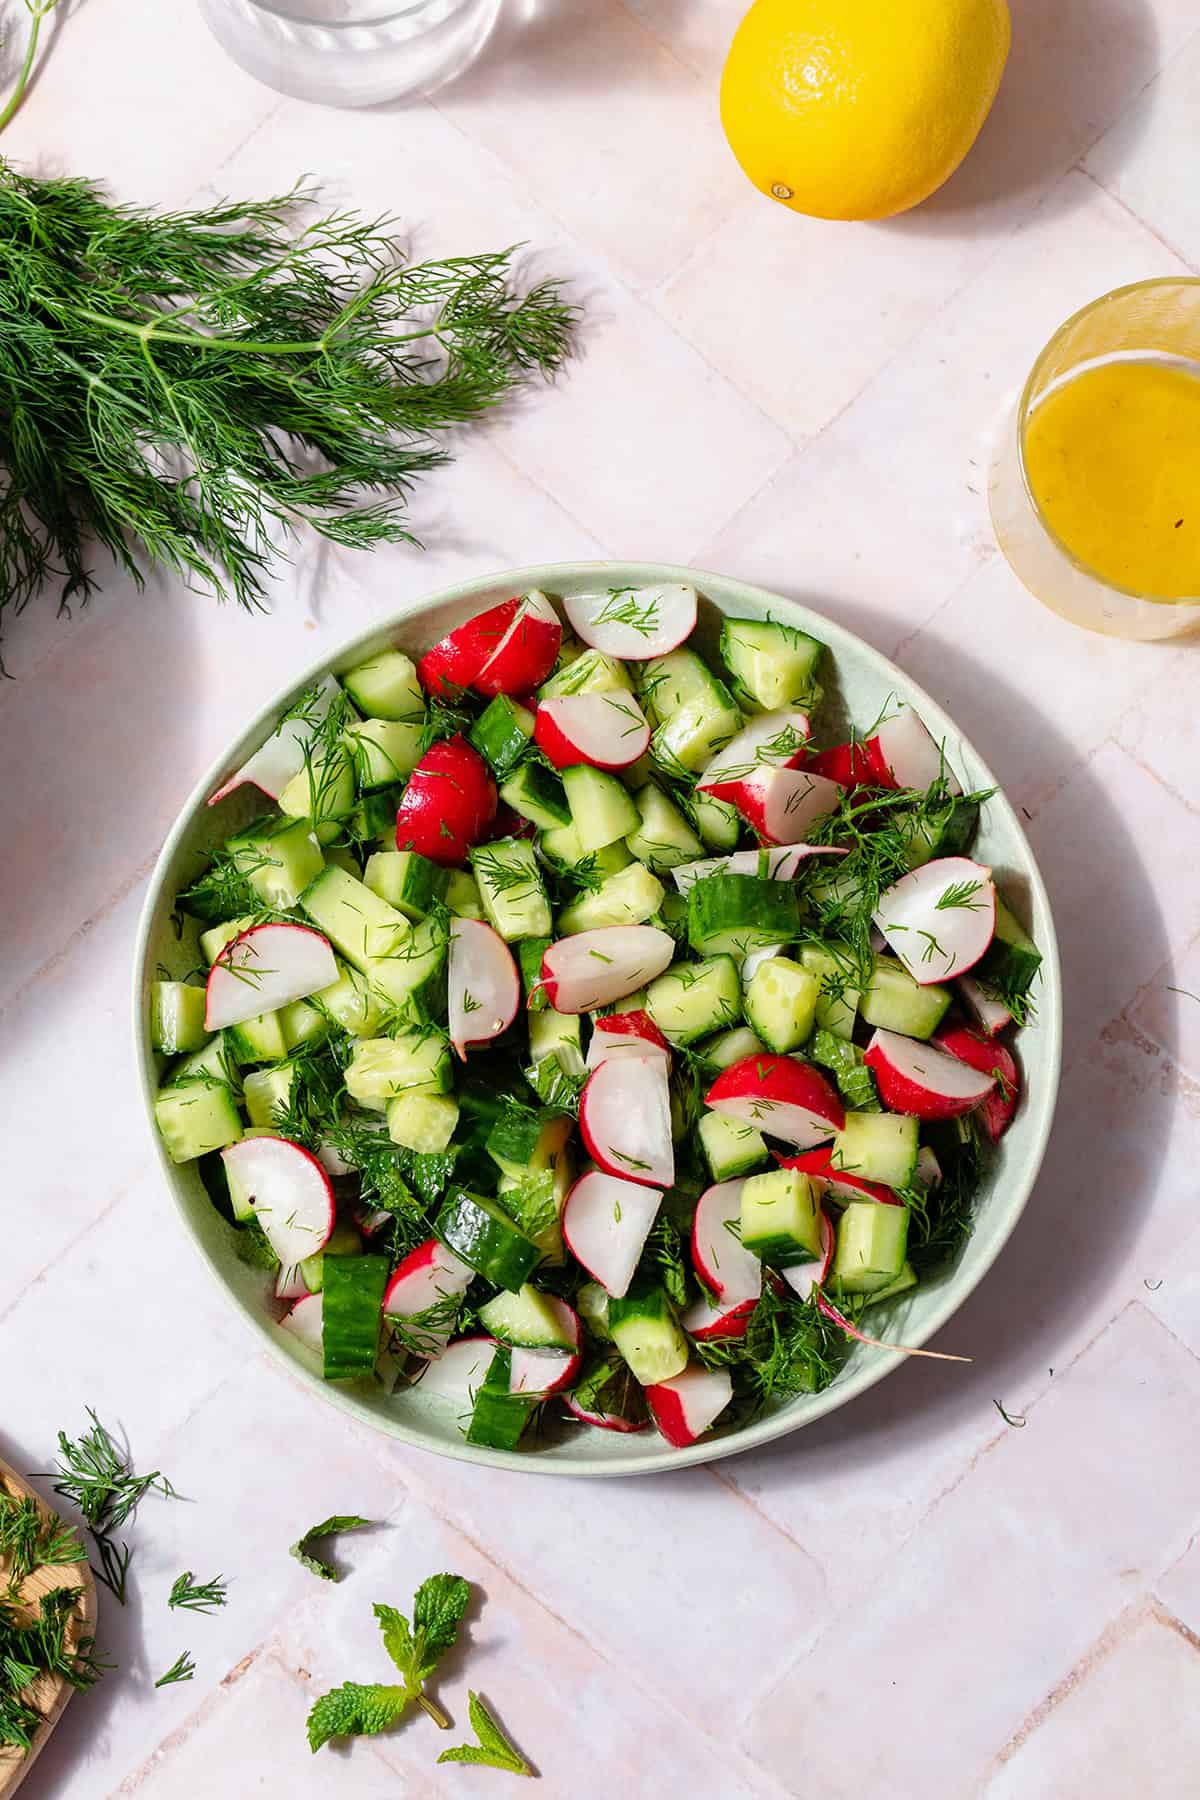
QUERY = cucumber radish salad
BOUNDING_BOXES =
[151,585,1040,1454]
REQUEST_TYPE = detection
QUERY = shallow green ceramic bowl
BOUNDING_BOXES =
[134,562,1062,1475]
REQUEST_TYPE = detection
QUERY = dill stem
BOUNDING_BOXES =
[64,306,449,361]
[0,3,56,138]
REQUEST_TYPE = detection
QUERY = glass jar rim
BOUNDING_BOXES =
[230,0,456,25]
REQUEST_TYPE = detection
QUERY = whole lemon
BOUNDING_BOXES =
[720,0,1011,221]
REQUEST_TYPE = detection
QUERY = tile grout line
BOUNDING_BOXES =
[1075,165,1200,276]
[0,846,158,1023]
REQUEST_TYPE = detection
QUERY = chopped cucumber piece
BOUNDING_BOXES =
[278,748,356,842]
[864,1259,919,1307]
[899,796,979,869]
[834,1112,919,1187]
[557,863,665,933]
[860,958,951,1040]
[154,1082,242,1163]
[322,1255,389,1381]
[151,982,208,1055]
[469,694,535,777]
[466,1347,538,1450]
[637,647,726,722]
[435,1188,542,1291]
[683,787,741,852]
[577,1281,612,1341]
[800,944,860,1041]
[446,868,484,919]
[300,864,410,970]
[345,1032,451,1108]
[199,915,253,965]
[696,1025,767,1072]
[652,694,742,778]
[541,821,632,881]
[364,849,449,921]
[974,894,1042,1001]
[518,936,551,1011]
[342,649,423,721]
[230,816,324,910]
[500,761,571,830]
[540,648,632,699]
[387,1090,459,1154]
[344,718,424,791]
[243,1064,297,1129]
[646,955,741,1044]
[471,837,553,942]
[562,765,641,852]
[168,1031,241,1095]
[720,617,824,714]
[313,960,384,1037]
[626,783,704,872]
[279,996,328,1051]
[228,1010,288,1065]
[743,956,820,1054]
[528,1008,584,1075]
[740,1168,823,1266]
[687,873,801,957]
[698,1112,769,1181]
[832,1201,910,1295]
[608,1286,688,1385]
[479,1285,576,1351]
[807,1029,880,1111]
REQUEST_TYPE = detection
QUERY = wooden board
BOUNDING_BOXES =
[0,1456,96,1799]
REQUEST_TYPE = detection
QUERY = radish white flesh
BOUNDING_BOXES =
[681,1294,756,1340]
[475,591,561,695]
[864,1028,995,1119]
[781,1212,835,1302]
[741,943,786,981]
[205,922,337,1031]
[700,710,811,786]
[275,1262,310,1303]
[536,693,651,769]
[508,1300,582,1396]
[915,1146,943,1187]
[869,704,961,795]
[563,585,697,659]
[221,1136,335,1270]
[957,975,1014,1036]
[586,1012,672,1074]
[562,1171,663,1298]
[646,1366,733,1447]
[691,1180,762,1303]
[382,1238,474,1320]
[759,766,845,845]
[541,926,675,1013]
[448,918,520,1057]
[873,857,996,985]
[417,1336,497,1407]
[279,1292,323,1354]
[564,1393,648,1433]
[208,674,342,805]
[671,843,847,896]
[579,1053,674,1188]
[706,1056,844,1149]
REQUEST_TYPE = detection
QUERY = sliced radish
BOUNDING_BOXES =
[816,1291,971,1363]
[691,1179,762,1303]
[221,1136,335,1270]
[586,1009,672,1073]
[534,692,651,770]
[781,1211,835,1302]
[205,922,337,1031]
[671,842,848,896]
[757,766,846,846]
[806,741,881,788]
[645,1365,733,1447]
[741,942,786,981]
[448,918,520,1058]
[395,736,497,865]
[509,1298,583,1396]
[563,584,697,660]
[934,1025,1019,1141]
[417,1335,497,1406]
[275,1262,310,1303]
[382,1237,475,1321]
[865,703,961,796]
[914,1146,943,1188]
[279,1291,323,1354]
[561,1170,663,1298]
[355,1204,394,1239]
[864,1028,994,1120]
[417,597,522,697]
[681,1293,757,1341]
[475,591,562,696]
[705,1054,844,1148]
[777,1147,901,1207]
[579,1052,674,1188]
[208,674,342,806]
[699,709,810,791]
[540,925,675,1013]
[564,1389,648,1433]
[957,975,1014,1036]
[873,857,996,985]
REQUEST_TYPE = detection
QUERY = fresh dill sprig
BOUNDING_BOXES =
[0,1489,84,1592]
[168,1571,228,1613]
[41,1410,176,1605]
[154,1650,196,1689]
[590,587,660,638]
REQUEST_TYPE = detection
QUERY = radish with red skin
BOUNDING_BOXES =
[221,1136,335,1270]
[534,692,651,770]
[208,674,342,806]
[690,1179,762,1303]
[416,597,521,696]
[383,1237,475,1322]
[508,1298,583,1396]
[957,975,1014,1036]
[579,1052,675,1188]
[776,1147,902,1207]
[448,917,520,1057]
[705,1054,845,1148]
[564,1392,648,1433]
[681,1293,757,1341]
[671,842,847,896]
[205,922,337,1031]
[873,856,996,985]
[417,1335,497,1406]
[934,1025,1020,1141]
[561,1170,663,1298]
[864,1028,995,1120]
[697,710,843,846]
[279,1291,323,1354]
[394,736,497,865]
[645,1366,733,1447]
[816,1290,971,1363]
[474,592,562,696]
[539,925,675,1013]
[563,584,697,659]
[275,1263,310,1303]
[864,704,962,795]
[806,740,889,789]
[586,1010,672,1073]
[781,1211,835,1302]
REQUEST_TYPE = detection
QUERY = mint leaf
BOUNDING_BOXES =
[306,1680,408,1752]
[410,1573,472,1675]
[290,1513,371,1582]
[439,1691,535,1776]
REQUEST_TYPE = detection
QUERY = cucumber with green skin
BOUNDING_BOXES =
[687,873,802,957]
[321,1255,389,1381]
[465,1347,539,1449]
[469,693,535,777]
[435,1189,543,1291]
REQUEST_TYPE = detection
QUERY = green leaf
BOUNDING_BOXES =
[306,1680,408,1752]
[289,1514,372,1583]
[377,1573,471,1685]
[438,1691,535,1776]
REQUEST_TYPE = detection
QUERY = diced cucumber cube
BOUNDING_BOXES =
[341,649,424,721]
[528,1009,584,1075]
[646,955,741,1045]
[243,1064,297,1129]
[344,718,424,791]
[562,765,641,852]
[832,1201,910,1295]
[154,1082,242,1164]
[478,1285,576,1351]
[744,956,820,1054]
[346,1032,451,1108]
[608,1286,688,1385]
[687,874,801,957]
[834,1112,919,1188]
[231,817,324,910]
[801,944,860,1041]
[740,1168,822,1266]
[626,783,704,872]
[228,1010,289,1064]
[446,868,484,919]
[541,821,632,881]
[465,1348,538,1450]
[278,747,357,842]
[557,863,665,934]
[322,1255,389,1382]
[540,648,632,700]
[696,1025,766,1073]
[199,916,254,966]
[720,618,824,714]
[684,787,741,852]
[436,1188,541,1291]
[469,694,535,778]
[698,1112,768,1181]
[364,849,450,921]
[518,937,550,1011]
[500,761,571,831]
[300,865,410,971]
[387,1090,459,1155]
[279,997,329,1051]
[151,981,209,1055]
[860,958,951,1041]
[471,838,553,942]
[312,960,384,1037]
[974,894,1042,1001]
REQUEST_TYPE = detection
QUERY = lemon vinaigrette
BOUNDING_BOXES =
[1023,358,1200,600]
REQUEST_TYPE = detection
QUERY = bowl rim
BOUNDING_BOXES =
[133,559,1062,1477]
